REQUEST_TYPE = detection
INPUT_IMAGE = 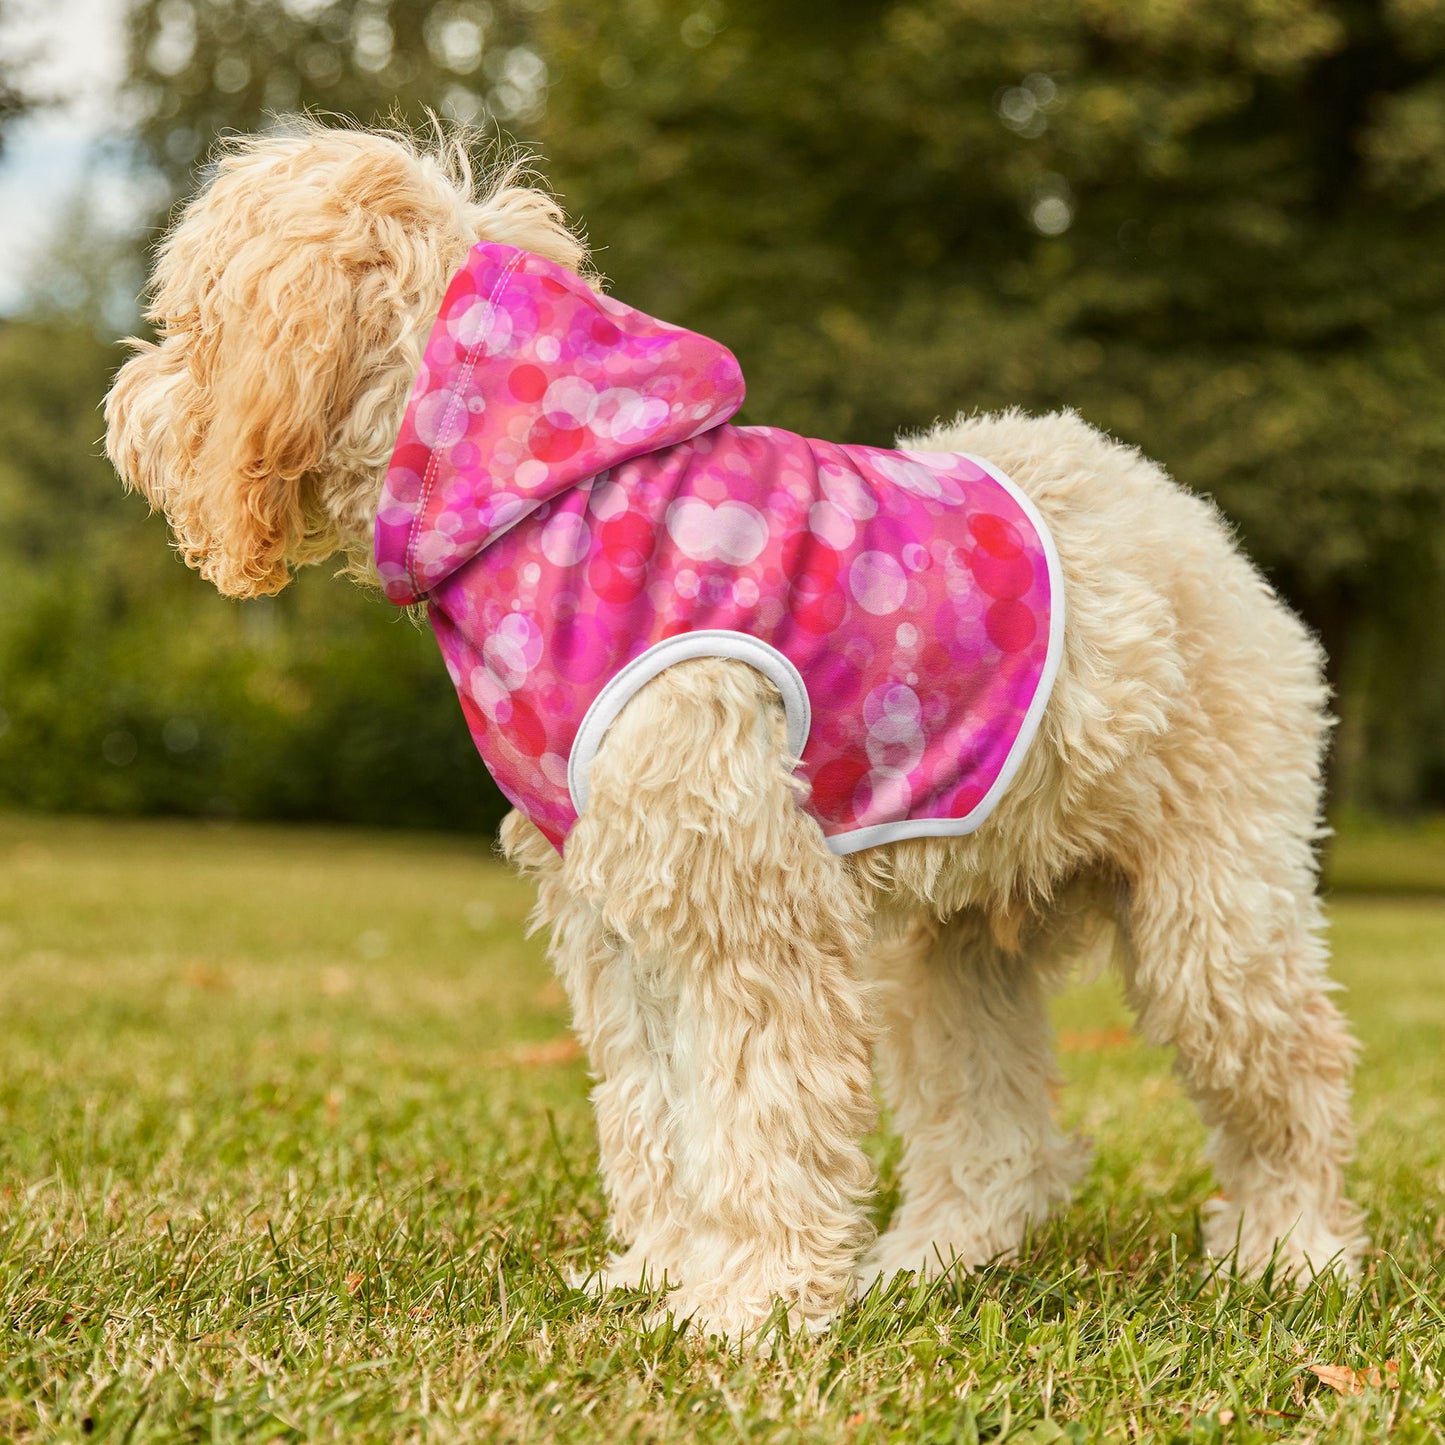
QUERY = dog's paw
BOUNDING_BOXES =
[570,1245,674,1296]
[856,1233,994,1296]
[860,1133,1092,1295]
[645,1287,836,1350]
[1202,1196,1367,1283]
[860,1198,1054,1290]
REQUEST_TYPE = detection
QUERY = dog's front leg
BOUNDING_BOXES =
[564,658,878,1343]
[860,910,1090,1287]
[502,811,686,1290]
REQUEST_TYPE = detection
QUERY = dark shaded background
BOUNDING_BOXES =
[2,0,1442,833]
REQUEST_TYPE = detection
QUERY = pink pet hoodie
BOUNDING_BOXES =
[376,243,1064,854]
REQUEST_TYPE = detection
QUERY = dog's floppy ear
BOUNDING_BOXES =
[151,216,368,598]
[106,131,433,599]
[106,220,357,599]
[177,241,353,597]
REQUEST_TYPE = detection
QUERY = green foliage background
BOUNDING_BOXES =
[2,0,1443,826]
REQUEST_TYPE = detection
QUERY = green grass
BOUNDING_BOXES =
[2,813,1443,1443]
[1325,813,1445,896]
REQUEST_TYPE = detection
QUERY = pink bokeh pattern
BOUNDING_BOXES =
[377,243,1063,854]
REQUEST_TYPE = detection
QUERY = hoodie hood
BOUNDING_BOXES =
[376,243,746,605]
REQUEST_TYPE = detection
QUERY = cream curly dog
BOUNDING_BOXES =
[105,124,1364,1341]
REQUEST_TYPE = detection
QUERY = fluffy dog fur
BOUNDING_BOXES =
[106,123,1365,1342]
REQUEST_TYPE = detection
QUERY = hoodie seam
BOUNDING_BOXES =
[405,249,526,601]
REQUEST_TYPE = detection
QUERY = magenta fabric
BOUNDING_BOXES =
[377,243,1062,854]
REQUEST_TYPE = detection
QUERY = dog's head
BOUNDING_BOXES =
[105,122,585,597]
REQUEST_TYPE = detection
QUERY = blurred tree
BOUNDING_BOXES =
[0,0,38,151]
[10,0,1437,824]
[535,0,1445,809]
[0,317,506,831]
[39,0,564,831]
[123,0,546,192]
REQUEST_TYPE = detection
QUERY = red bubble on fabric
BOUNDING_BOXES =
[986,598,1037,653]
[599,510,656,568]
[783,533,840,596]
[586,552,647,605]
[446,274,477,306]
[921,641,954,678]
[810,756,868,823]
[509,364,547,402]
[969,549,1036,600]
[458,691,487,737]
[790,587,848,635]
[528,419,584,463]
[506,696,547,754]
[391,440,432,475]
[969,512,1025,559]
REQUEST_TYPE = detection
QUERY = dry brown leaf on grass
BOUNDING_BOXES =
[181,961,229,992]
[1057,1027,1133,1052]
[1309,1362,1399,1395]
[494,1036,584,1068]
[320,967,353,997]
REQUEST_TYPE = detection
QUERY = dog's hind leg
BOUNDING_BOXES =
[860,909,1089,1289]
[1104,575,1365,1280]
[1120,830,1365,1280]
[562,658,878,1342]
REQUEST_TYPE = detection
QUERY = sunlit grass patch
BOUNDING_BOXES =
[2,813,1443,1442]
